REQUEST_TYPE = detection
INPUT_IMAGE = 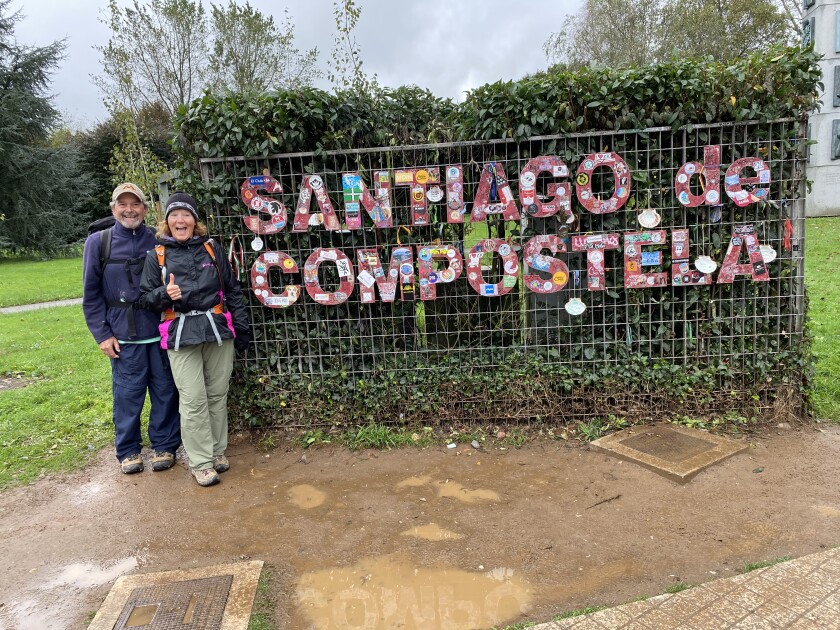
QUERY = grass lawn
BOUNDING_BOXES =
[0,306,114,488]
[805,217,840,421]
[0,257,83,307]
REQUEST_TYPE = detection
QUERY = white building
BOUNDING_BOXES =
[805,0,840,216]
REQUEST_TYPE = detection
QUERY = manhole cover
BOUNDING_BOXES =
[114,575,232,629]
[619,429,715,463]
[590,423,748,483]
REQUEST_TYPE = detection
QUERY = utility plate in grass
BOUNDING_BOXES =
[590,423,748,483]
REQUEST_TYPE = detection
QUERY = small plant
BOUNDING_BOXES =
[576,419,604,442]
[664,582,692,594]
[248,568,275,630]
[501,428,528,447]
[342,423,402,450]
[295,429,332,448]
[257,433,277,451]
[739,556,791,573]
[553,605,605,620]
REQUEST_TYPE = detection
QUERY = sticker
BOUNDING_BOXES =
[706,190,719,204]
[251,237,263,251]
[255,275,265,285]
[553,270,568,285]
[282,258,294,270]
[503,275,517,288]
[254,262,267,274]
[565,298,586,316]
[520,172,536,187]
[589,250,604,264]
[641,251,662,266]
[321,249,338,261]
[400,263,413,275]
[394,171,414,184]
[426,186,444,203]
[447,167,459,179]
[504,260,518,274]
[309,175,323,190]
[685,163,696,175]
[677,173,688,184]
[760,245,777,263]
[695,255,718,274]
[415,170,429,184]
[418,249,432,262]
[498,243,511,257]
[576,173,589,186]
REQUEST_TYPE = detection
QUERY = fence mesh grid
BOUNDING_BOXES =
[200,119,806,423]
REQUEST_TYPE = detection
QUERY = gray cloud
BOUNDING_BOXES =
[13,0,581,129]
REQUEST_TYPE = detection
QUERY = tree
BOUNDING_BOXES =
[96,0,209,117]
[328,0,377,92]
[0,0,93,254]
[543,0,666,69]
[545,0,796,68]
[209,2,320,93]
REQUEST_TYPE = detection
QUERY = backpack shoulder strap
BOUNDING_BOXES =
[203,239,217,261]
[155,244,166,283]
[99,228,113,274]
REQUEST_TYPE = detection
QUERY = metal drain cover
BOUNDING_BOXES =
[88,561,262,630]
[114,575,232,629]
[590,423,748,483]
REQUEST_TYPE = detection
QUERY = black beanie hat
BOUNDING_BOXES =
[164,192,199,221]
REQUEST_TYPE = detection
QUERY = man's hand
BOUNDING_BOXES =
[166,273,182,300]
[99,336,121,359]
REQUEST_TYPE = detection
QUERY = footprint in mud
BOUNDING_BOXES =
[288,484,326,509]
[396,475,432,488]
[401,523,465,541]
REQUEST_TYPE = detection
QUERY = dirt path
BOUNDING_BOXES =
[1,424,839,629]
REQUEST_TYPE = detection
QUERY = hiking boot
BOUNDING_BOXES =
[151,451,175,472]
[120,454,143,474]
[213,454,230,473]
[191,467,220,487]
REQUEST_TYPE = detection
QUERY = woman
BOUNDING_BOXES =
[140,192,250,487]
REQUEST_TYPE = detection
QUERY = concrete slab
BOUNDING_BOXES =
[87,560,263,630]
[590,423,748,483]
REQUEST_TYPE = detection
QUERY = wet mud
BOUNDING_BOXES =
[1,425,839,629]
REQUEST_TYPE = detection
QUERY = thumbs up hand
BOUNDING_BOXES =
[166,273,182,300]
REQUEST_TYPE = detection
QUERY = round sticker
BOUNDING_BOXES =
[412,186,424,202]
[589,250,604,264]
[447,167,459,179]
[684,164,696,175]
[553,270,568,285]
[255,275,265,286]
[282,258,294,269]
[447,249,456,259]
[498,243,511,257]
[760,244,777,263]
[440,268,455,282]
[428,272,438,284]
[677,173,688,184]
[400,263,413,275]
[450,211,461,221]
[520,172,536,187]
[706,190,719,204]
[565,298,586,316]
[695,255,718,274]
[309,175,323,190]
[389,269,398,278]
[251,237,263,252]
[255,262,267,274]
[419,249,432,262]
[583,160,594,170]
[576,173,590,186]
[426,186,444,202]
[651,232,663,243]
[626,245,637,257]
[415,170,429,184]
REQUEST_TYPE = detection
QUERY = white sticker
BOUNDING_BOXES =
[314,293,329,302]
[760,244,777,263]
[251,237,263,252]
[589,250,603,264]
[520,172,536,187]
[309,175,323,190]
[255,275,265,286]
[320,249,338,261]
[706,190,719,204]
[357,270,376,288]
[498,243,511,257]
[426,186,444,203]
[677,173,688,184]
[638,209,661,228]
[263,252,279,264]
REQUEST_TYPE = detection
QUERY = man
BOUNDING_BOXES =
[82,183,180,474]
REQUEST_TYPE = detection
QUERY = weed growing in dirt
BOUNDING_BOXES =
[553,605,606,619]
[0,257,82,307]
[341,423,420,450]
[494,622,536,630]
[739,556,791,574]
[664,582,692,594]
[295,429,332,448]
[248,568,276,630]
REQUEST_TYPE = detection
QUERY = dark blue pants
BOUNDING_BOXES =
[111,342,181,460]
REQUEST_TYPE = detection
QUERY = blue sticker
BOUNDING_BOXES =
[419,249,432,262]
[249,176,270,186]
[400,263,413,275]
[573,270,581,288]
[678,191,690,205]
[428,272,438,284]
[725,174,740,186]
[482,284,497,296]
[641,251,662,266]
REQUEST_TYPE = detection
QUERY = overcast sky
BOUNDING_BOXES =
[13,0,582,130]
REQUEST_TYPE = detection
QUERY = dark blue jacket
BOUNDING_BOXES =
[82,222,161,343]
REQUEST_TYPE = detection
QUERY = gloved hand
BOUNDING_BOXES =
[234,330,251,353]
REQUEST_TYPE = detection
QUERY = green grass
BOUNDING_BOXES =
[341,423,436,450]
[553,606,606,620]
[664,582,692,594]
[248,568,277,630]
[0,306,113,488]
[805,217,840,422]
[0,257,83,307]
[739,556,791,574]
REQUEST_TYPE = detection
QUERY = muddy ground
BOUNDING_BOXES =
[1,423,839,630]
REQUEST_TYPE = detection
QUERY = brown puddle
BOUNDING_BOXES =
[296,555,532,629]
[436,481,500,504]
[400,523,465,541]
[397,475,432,488]
[288,484,326,509]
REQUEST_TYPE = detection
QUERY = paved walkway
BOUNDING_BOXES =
[535,546,840,629]
[0,297,82,314]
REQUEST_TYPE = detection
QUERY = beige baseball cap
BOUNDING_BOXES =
[111,182,148,205]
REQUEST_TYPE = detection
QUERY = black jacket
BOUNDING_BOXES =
[139,236,250,350]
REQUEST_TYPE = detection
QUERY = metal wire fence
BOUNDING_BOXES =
[200,119,806,424]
